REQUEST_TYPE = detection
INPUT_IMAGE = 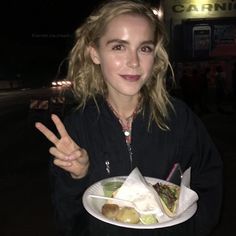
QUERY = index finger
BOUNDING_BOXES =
[51,114,69,138]
[35,122,59,145]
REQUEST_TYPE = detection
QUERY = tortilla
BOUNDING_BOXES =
[153,182,180,217]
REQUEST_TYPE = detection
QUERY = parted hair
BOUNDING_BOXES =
[67,0,173,130]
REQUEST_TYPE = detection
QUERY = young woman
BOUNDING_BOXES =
[35,1,222,235]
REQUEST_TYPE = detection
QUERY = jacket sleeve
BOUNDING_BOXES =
[179,106,223,236]
[49,112,90,235]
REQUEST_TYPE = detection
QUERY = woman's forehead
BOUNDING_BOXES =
[101,14,154,40]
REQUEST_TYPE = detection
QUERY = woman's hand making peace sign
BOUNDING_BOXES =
[35,114,89,179]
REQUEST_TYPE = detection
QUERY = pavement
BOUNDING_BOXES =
[0,93,236,236]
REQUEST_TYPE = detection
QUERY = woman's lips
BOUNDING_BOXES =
[120,75,141,82]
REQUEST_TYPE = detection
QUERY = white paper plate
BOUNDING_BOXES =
[82,176,197,229]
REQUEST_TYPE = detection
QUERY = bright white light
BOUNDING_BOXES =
[51,79,72,87]
[66,81,72,85]
[152,8,163,19]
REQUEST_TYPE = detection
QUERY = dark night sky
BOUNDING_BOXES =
[0,0,103,84]
[0,0,159,85]
[3,1,103,36]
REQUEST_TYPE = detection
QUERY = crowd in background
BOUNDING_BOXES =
[172,60,236,115]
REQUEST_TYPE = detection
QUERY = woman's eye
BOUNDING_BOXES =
[112,44,124,50]
[141,46,153,53]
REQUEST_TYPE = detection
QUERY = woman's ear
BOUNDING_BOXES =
[89,46,100,64]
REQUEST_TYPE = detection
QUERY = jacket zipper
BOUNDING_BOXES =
[126,143,133,171]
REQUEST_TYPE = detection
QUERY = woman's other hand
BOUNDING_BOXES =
[35,114,89,179]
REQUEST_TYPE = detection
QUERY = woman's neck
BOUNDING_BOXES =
[106,95,139,121]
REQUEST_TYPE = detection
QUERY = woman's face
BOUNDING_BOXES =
[90,14,155,99]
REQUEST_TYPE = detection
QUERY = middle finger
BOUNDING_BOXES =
[49,146,71,160]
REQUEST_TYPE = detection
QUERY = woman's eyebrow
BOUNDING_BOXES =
[106,39,154,46]
[140,40,155,45]
[106,39,128,45]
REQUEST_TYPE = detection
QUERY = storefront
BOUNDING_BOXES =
[162,0,236,90]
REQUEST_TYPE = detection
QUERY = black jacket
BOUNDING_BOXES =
[50,97,222,236]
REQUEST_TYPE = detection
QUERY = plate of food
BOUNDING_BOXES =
[82,174,197,229]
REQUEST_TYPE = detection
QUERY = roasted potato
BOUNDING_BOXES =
[115,207,140,224]
[101,203,119,219]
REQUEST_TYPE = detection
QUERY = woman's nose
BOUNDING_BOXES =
[127,51,139,68]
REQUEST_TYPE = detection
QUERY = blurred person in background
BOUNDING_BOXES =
[215,65,226,113]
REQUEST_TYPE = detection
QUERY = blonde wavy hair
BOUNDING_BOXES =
[67,0,174,129]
